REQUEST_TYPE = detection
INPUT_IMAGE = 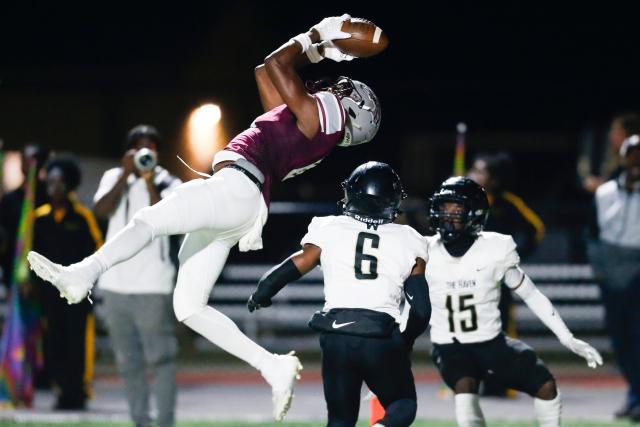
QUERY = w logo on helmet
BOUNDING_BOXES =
[337,79,381,147]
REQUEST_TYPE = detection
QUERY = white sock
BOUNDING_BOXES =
[455,393,486,427]
[72,220,154,281]
[183,306,272,370]
[534,390,561,427]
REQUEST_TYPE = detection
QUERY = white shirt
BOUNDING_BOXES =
[301,215,427,321]
[595,174,640,248]
[95,167,181,294]
[426,231,520,344]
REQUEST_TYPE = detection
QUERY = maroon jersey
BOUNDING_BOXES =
[221,91,345,204]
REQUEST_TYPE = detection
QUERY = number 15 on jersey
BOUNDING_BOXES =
[446,294,478,333]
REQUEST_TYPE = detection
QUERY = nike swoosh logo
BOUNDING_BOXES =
[406,293,414,301]
[332,320,356,329]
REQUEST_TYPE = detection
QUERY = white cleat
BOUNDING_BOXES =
[27,251,92,304]
[262,351,303,421]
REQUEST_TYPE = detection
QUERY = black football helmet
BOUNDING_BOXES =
[428,176,489,242]
[340,161,406,227]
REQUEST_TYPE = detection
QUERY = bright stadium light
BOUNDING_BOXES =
[3,151,24,191]
[183,103,226,170]
[193,103,221,126]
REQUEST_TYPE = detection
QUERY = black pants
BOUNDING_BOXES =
[320,327,416,427]
[432,333,554,397]
[41,286,91,407]
[600,283,640,407]
[482,284,514,396]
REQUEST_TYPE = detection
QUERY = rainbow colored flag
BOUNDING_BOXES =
[453,122,467,176]
[0,161,42,407]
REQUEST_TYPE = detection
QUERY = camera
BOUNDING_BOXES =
[134,148,157,172]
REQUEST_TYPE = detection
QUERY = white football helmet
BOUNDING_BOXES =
[332,77,381,147]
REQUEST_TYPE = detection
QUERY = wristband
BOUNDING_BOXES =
[290,33,312,53]
[306,44,324,63]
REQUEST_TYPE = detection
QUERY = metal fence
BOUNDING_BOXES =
[164,262,607,354]
[0,201,608,357]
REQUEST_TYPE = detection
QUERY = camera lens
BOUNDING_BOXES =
[134,148,157,172]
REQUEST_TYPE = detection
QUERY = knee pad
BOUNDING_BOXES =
[381,398,417,427]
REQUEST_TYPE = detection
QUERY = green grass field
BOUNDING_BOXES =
[0,421,634,427]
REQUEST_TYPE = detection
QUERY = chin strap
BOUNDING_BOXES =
[176,155,212,178]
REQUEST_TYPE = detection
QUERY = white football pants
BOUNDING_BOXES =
[89,167,273,369]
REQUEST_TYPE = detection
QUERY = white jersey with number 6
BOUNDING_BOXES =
[426,231,520,344]
[301,215,427,321]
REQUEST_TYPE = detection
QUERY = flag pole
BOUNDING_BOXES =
[453,122,467,176]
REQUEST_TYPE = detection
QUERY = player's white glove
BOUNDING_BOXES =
[312,14,352,41]
[61,283,92,305]
[561,336,603,369]
[320,41,355,62]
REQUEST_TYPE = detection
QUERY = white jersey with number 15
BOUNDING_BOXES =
[426,231,520,344]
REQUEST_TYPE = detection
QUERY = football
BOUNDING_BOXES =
[333,18,389,58]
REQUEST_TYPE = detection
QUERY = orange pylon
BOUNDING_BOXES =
[369,396,385,425]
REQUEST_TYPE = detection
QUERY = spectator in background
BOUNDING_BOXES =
[468,153,545,258]
[578,112,640,193]
[0,144,52,390]
[93,125,181,427]
[468,152,545,397]
[31,155,103,409]
[0,144,50,286]
[589,134,640,422]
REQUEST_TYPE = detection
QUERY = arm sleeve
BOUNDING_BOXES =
[512,270,573,345]
[93,168,122,203]
[252,258,302,306]
[401,274,431,348]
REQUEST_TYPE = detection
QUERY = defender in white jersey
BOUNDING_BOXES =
[248,162,431,427]
[425,177,602,427]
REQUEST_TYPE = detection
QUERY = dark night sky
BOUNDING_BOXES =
[4,1,640,126]
[2,2,640,201]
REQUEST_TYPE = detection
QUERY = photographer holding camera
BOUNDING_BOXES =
[93,125,181,427]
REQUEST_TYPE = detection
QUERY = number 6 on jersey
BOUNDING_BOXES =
[354,232,379,279]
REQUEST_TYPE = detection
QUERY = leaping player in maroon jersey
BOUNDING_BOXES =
[27,14,381,421]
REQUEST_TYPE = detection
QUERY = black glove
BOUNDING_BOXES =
[247,294,271,313]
